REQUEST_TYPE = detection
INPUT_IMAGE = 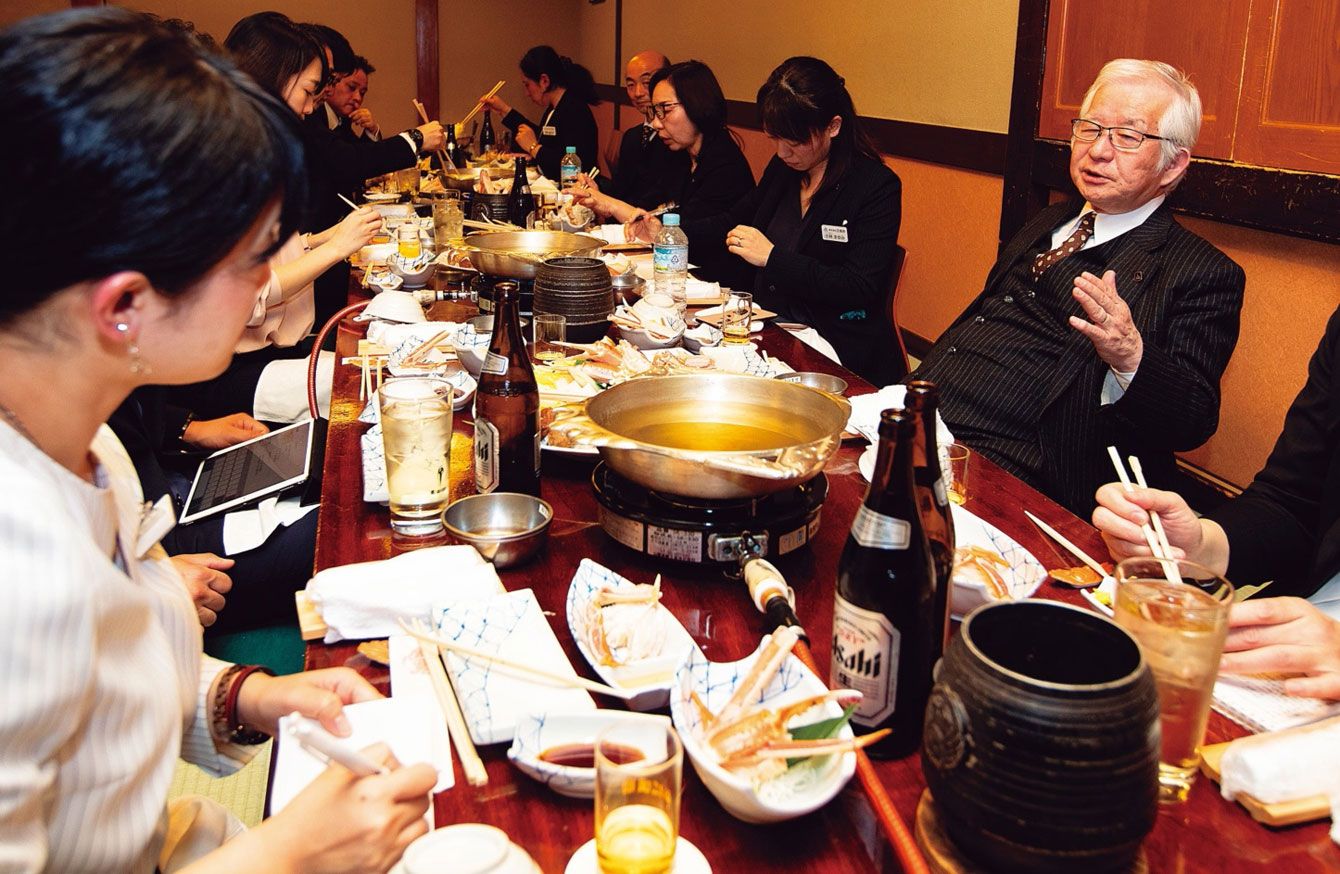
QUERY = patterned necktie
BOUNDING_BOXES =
[1033,212,1096,279]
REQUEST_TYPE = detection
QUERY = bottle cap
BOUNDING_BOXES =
[565,146,577,154]
[663,213,680,226]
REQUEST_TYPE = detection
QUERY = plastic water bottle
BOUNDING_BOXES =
[653,213,689,313]
[559,146,581,188]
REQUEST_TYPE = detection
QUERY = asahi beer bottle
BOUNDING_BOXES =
[831,408,936,758]
[473,281,540,496]
[905,381,956,657]
[508,157,534,229]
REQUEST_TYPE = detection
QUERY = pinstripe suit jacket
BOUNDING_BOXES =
[939,199,1245,513]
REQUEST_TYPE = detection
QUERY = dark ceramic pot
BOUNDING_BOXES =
[464,191,511,223]
[534,256,613,343]
[921,600,1159,872]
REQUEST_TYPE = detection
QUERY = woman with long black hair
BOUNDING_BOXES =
[480,44,600,180]
[704,56,904,385]
[0,11,435,870]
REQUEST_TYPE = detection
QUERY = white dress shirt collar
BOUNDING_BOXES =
[1052,195,1166,250]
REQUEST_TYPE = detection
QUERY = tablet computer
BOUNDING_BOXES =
[179,419,315,525]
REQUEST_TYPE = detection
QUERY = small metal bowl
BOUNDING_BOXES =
[774,371,849,396]
[443,493,552,568]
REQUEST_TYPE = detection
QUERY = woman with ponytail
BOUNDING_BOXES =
[480,44,599,180]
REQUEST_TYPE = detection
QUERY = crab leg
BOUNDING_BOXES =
[707,626,800,732]
[718,729,892,768]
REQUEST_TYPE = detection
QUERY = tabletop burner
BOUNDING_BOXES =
[591,462,826,565]
[474,274,534,316]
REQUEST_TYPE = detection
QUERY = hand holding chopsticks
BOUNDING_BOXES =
[1106,446,1183,583]
[461,80,505,128]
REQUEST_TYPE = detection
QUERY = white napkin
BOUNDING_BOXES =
[221,495,317,555]
[591,223,628,245]
[306,545,504,643]
[846,384,955,445]
[434,588,596,745]
[270,696,451,824]
[1219,715,1340,805]
[784,326,841,364]
[684,277,722,304]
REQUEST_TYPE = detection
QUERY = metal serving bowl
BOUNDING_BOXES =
[443,493,553,568]
[456,230,604,279]
[773,371,849,396]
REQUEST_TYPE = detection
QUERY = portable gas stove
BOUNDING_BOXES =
[591,462,827,565]
[473,274,534,316]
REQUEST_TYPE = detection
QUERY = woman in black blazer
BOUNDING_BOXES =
[576,61,755,282]
[704,57,903,385]
[481,45,599,181]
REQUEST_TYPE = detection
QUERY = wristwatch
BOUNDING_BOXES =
[406,127,425,153]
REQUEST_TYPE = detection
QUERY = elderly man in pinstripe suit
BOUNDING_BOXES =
[913,59,1245,514]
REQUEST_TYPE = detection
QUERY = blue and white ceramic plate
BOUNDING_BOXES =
[507,711,671,798]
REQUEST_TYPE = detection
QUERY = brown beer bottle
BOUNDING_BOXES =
[831,408,936,758]
[473,281,540,495]
[905,381,956,657]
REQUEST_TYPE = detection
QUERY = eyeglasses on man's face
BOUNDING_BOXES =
[650,101,681,120]
[1070,118,1167,152]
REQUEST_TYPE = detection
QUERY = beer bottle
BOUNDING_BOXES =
[473,281,540,496]
[508,157,534,229]
[445,123,459,166]
[830,408,936,758]
[479,110,496,153]
[905,381,956,657]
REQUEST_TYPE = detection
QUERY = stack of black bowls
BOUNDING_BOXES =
[534,256,614,343]
[921,600,1160,872]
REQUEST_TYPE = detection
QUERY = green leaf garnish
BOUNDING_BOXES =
[785,704,856,768]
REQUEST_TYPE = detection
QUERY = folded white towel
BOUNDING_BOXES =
[1219,715,1340,805]
[847,385,954,445]
[306,545,503,642]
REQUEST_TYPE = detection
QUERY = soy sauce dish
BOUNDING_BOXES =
[507,711,671,798]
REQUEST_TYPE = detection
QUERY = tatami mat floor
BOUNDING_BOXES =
[167,741,272,828]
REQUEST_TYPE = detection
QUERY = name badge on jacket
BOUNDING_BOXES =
[541,125,557,137]
[821,224,849,243]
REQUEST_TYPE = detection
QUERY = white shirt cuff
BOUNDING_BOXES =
[1101,366,1138,405]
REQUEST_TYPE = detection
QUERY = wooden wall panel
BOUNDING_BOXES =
[1037,0,1252,158]
[1233,0,1340,174]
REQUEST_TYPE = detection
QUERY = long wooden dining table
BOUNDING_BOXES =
[305,294,1339,873]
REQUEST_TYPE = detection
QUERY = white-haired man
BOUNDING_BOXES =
[912,59,1245,513]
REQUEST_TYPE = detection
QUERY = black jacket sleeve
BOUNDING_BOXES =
[504,94,599,181]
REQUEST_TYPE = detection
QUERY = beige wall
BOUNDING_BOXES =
[437,0,581,136]
[576,0,1019,132]
[1,1,68,29]
[112,1,420,133]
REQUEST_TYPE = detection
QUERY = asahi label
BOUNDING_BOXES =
[849,505,911,550]
[832,593,899,724]
[481,352,508,376]
[473,419,499,493]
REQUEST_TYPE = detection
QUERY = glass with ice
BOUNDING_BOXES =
[1113,558,1233,803]
[379,376,454,535]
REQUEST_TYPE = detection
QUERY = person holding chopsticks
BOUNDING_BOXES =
[479,44,599,181]
[0,11,436,871]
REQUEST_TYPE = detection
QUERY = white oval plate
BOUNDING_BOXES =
[507,710,671,798]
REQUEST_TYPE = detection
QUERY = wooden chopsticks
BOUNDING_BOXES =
[407,620,488,787]
[461,80,505,129]
[1107,446,1182,583]
[398,619,633,700]
[411,99,455,171]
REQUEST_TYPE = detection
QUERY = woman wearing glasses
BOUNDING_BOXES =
[570,60,754,280]
[0,11,435,871]
[688,57,903,384]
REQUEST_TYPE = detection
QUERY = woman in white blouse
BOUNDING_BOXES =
[0,10,434,872]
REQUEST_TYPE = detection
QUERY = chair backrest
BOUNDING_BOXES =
[884,243,910,379]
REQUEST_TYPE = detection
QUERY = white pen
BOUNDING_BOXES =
[284,712,389,777]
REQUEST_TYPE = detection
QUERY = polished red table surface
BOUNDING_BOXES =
[308,299,1339,873]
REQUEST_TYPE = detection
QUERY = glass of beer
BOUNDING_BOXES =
[594,722,682,874]
[1113,558,1233,803]
[397,224,422,260]
[532,314,566,362]
[942,442,971,505]
[379,376,454,535]
[720,291,753,346]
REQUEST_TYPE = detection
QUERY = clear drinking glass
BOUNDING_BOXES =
[397,223,422,260]
[395,165,420,197]
[379,377,454,535]
[942,443,971,505]
[720,291,753,346]
[433,193,464,248]
[532,313,567,362]
[594,722,682,874]
[1113,558,1233,803]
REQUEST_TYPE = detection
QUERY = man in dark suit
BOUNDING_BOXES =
[599,50,677,210]
[913,59,1245,514]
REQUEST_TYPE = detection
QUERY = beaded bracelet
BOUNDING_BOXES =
[211,664,274,746]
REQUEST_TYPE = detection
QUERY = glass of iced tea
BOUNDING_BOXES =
[1113,558,1233,803]
[594,722,682,874]
[720,291,753,346]
[379,376,454,535]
